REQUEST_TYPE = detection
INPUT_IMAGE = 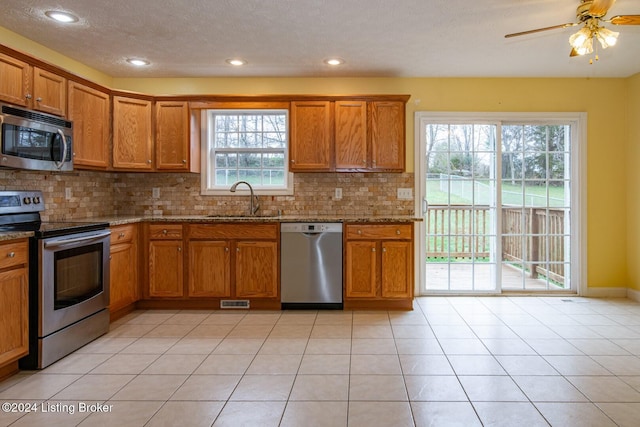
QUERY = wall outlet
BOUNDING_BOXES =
[152,188,160,199]
[335,187,343,200]
[397,188,413,200]
[65,187,72,200]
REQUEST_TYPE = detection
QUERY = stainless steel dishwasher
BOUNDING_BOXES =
[280,222,343,309]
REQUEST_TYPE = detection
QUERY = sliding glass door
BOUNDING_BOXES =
[416,113,583,294]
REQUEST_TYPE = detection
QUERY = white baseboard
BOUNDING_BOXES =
[584,287,628,298]
[628,288,640,302]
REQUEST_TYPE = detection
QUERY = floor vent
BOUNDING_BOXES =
[220,300,250,309]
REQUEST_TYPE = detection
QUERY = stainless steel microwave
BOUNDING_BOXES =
[0,103,73,172]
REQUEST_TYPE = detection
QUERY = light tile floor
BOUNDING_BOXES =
[2,296,640,426]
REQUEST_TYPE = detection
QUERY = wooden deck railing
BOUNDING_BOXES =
[426,205,566,284]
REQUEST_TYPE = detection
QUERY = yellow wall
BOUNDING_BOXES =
[627,73,640,291]
[1,27,632,290]
[0,27,112,87]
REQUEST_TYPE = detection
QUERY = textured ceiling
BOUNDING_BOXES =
[1,0,639,78]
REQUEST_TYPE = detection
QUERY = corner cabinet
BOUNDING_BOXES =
[0,239,29,377]
[113,95,153,170]
[344,223,414,310]
[68,81,110,169]
[109,225,139,317]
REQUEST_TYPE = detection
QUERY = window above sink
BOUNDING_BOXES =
[201,107,293,196]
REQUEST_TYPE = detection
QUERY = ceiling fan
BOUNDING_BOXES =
[505,0,640,59]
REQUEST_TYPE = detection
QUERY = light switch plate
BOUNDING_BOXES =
[65,187,72,200]
[335,188,343,200]
[152,188,160,199]
[397,188,413,200]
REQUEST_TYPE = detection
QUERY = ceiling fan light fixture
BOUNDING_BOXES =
[595,27,619,48]
[569,26,593,53]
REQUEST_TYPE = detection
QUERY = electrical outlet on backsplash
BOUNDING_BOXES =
[0,170,415,219]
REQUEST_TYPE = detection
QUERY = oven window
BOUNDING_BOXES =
[54,242,103,309]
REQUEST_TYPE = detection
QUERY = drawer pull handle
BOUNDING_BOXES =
[162,229,168,235]
[7,252,15,258]
[119,233,125,238]
[396,229,401,235]
[357,230,362,235]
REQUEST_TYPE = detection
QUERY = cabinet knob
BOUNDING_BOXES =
[383,247,387,253]
[119,232,125,238]
[25,94,32,100]
[162,229,168,235]
[372,247,376,252]
[36,97,42,102]
[182,159,187,164]
[147,159,152,164]
[7,252,15,258]
[237,248,240,252]
[225,247,229,252]
[291,159,296,164]
[109,255,112,260]
[362,160,366,164]
[357,230,362,235]
[396,229,401,235]
[177,247,182,252]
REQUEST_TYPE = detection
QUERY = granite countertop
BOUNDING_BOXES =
[83,214,423,226]
[0,231,34,242]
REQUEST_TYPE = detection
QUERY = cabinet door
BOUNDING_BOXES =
[148,240,183,297]
[0,267,29,366]
[369,101,405,171]
[345,241,377,298]
[235,241,278,298]
[290,101,332,171]
[32,67,66,116]
[335,101,367,170]
[110,242,138,312]
[0,53,30,107]
[113,96,153,170]
[381,241,412,298]
[188,240,231,297]
[68,81,110,169]
[155,101,189,170]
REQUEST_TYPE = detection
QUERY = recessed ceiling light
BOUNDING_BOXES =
[126,58,150,66]
[226,58,247,66]
[324,58,345,66]
[44,11,79,23]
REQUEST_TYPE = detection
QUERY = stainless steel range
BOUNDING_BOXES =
[0,190,110,369]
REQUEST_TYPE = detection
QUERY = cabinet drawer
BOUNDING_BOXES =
[111,225,136,244]
[345,224,412,240]
[148,224,183,239]
[188,223,278,240]
[0,240,28,270]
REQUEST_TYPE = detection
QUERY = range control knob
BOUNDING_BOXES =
[33,196,41,204]
[23,197,32,205]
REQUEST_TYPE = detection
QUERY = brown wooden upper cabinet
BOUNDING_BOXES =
[0,52,66,116]
[68,81,110,170]
[289,101,332,171]
[112,95,153,170]
[155,101,190,171]
[289,98,406,172]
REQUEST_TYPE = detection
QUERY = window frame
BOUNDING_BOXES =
[200,108,294,196]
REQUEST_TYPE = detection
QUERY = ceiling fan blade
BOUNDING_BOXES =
[588,0,616,18]
[609,15,640,25]
[505,23,577,38]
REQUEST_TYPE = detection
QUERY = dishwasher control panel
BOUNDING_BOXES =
[280,223,343,233]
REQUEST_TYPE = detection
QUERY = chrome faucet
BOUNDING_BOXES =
[229,181,260,215]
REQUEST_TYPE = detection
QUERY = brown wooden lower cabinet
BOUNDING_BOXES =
[186,223,279,301]
[109,225,139,317]
[344,223,414,309]
[0,239,29,377]
[147,224,184,298]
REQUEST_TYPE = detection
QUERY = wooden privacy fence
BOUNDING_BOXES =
[427,205,566,284]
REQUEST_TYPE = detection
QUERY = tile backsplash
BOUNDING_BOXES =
[0,169,415,219]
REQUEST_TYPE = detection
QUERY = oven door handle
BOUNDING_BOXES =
[43,230,111,249]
